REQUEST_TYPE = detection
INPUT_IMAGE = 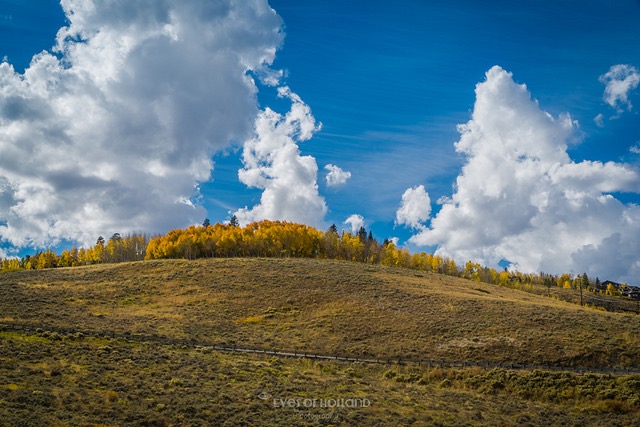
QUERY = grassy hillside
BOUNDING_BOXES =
[2,257,639,367]
[1,258,639,426]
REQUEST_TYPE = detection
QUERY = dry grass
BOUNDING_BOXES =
[1,257,638,368]
[0,331,638,426]
[1,258,639,425]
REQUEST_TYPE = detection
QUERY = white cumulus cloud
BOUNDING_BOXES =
[234,87,327,227]
[0,0,283,252]
[395,185,431,230]
[344,214,364,234]
[599,64,640,112]
[324,164,351,187]
[409,66,640,284]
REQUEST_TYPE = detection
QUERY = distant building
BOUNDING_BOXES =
[601,280,640,300]
[597,280,621,292]
[623,285,640,300]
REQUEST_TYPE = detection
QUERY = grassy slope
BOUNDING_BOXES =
[1,257,639,367]
[1,258,639,426]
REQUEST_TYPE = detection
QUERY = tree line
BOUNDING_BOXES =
[0,233,148,271]
[0,219,618,298]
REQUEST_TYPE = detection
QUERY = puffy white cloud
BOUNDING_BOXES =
[344,214,364,234]
[324,164,351,187]
[549,160,638,193]
[234,87,327,227]
[599,64,640,111]
[0,0,283,251]
[395,185,431,230]
[409,66,640,283]
[631,142,640,155]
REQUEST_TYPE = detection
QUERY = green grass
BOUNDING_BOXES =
[0,257,639,425]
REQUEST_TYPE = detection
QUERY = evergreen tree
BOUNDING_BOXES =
[581,273,590,289]
[357,226,367,243]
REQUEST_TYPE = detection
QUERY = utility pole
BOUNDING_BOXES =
[579,272,588,307]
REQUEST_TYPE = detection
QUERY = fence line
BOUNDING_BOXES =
[1,322,638,376]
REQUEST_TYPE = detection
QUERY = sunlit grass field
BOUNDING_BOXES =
[1,258,639,426]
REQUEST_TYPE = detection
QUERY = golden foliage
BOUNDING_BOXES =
[0,220,614,304]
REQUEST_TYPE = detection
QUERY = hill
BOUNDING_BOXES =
[1,258,639,426]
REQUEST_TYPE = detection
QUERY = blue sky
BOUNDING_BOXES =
[0,1,639,282]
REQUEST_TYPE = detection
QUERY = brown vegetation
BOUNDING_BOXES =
[1,257,639,367]
[0,257,639,425]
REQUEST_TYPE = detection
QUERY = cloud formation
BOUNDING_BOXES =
[344,214,364,234]
[593,113,604,128]
[599,64,640,112]
[234,87,327,227]
[395,185,431,230]
[407,66,640,283]
[0,0,282,254]
[324,164,351,187]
